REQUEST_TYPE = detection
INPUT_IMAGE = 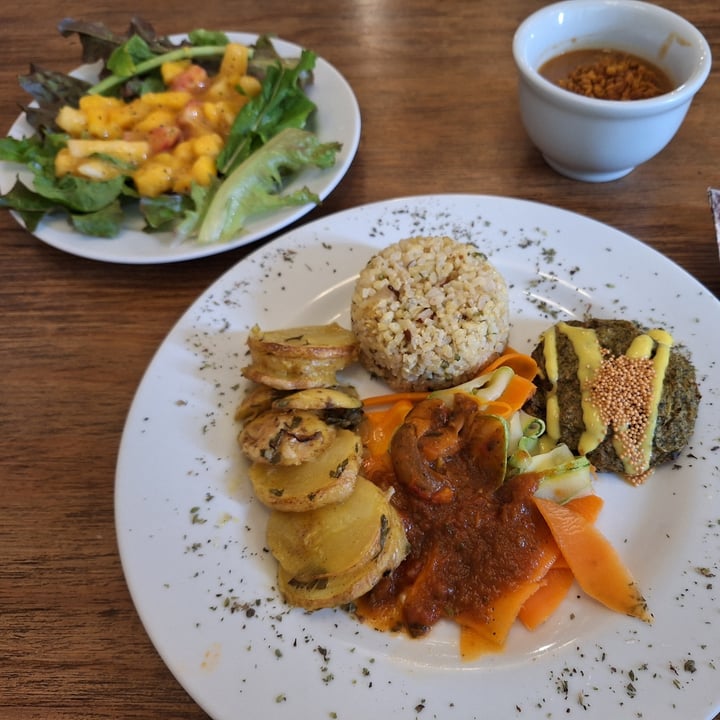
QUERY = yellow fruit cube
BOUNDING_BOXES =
[203,100,242,134]
[161,60,191,85]
[192,133,224,158]
[133,109,177,134]
[109,98,152,131]
[79,94,124,115]
[238,75,262,98]
[206,76,237,102]
[55,106,88,137]
[172,170,193,195]
[173,140,195,163]
[78,95,125,138]
[54,147,78,176]
[133,161,174,198]
[140,91,193,110]
[191,155,217,186]
[220,43,249,78]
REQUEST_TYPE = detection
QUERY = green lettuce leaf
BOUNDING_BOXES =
[69,201,125,237]
[217,48,318,175]
[194,127,341,244]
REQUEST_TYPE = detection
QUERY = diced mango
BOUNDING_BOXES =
[56,106,88,136]
[133,109,177,134]
[220,43,249,78]
[172,171,193,194]
[79,94,124,114]
[133,162,174,197]
[79,95,125,138]
[202,100,242,133]
[161,59,191,85]
[238,75,262,97]
[140,91,193,110]
[191,155,217,186]
[192,133,224,158]
[51,48,244,197]
[54,147,77,176]
[109,99,152,131]
[173,140,196,163]
[206,76,238,102]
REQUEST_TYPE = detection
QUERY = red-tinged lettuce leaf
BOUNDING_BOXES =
[57,17,180,65]
[19,65,90,107]
[17,65,91,133]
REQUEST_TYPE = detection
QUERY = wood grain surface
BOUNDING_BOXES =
[1,1,718,719]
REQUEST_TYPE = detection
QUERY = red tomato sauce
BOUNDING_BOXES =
[356,396,552,637]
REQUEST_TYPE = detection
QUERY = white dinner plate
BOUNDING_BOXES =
[0,33,360,264]
[115,194,720,720]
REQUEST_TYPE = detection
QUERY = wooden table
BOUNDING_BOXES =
[2,1,718,718]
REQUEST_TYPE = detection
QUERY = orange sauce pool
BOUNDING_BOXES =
[539,48,674,100]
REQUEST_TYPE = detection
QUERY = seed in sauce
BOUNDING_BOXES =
[539,48,674,100]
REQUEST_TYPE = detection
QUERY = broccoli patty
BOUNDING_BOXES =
[524,318,700,480]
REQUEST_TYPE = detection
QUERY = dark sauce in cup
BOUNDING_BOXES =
[540,48,674,100]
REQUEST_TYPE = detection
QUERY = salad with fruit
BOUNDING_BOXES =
[0,18,341,243]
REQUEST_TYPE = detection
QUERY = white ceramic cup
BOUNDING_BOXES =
[513,0,712,182]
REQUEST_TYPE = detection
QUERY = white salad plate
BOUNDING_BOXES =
[115,194,720,720]
[0,33,361,264]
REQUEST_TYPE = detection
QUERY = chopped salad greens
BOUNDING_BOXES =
[0,18,342,243]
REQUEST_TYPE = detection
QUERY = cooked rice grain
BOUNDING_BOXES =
[351,236,509,391]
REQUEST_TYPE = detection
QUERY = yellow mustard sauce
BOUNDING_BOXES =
[541,325,560,442]
[557,322,606,456]
[640,329,674,472]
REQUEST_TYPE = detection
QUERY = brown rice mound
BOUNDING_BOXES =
[350,236,510,392]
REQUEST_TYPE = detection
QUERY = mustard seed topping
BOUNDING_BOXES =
[588,350,656,484]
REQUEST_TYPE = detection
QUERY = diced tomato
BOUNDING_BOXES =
[147,125,182,153]
[177,100,211,137]
[169,64,209,92]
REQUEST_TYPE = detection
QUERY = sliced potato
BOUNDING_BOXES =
[247,323,358,359]
[277,502,409,610]
[243,323,358,390]
[266,477,391,581]
[272,387,362,411]
[243,354,355,390]
[239,409,336,466]
[249,428,361,511]
[234,384,287,423]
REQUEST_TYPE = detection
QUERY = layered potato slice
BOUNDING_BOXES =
[242,323,358,390]
[237,322,407,613]
[239,409,337,466]
[272,386,361,411]
[275,479,409,610]
[267,475,393,581]
[234,384,286,424]
[249,428,361,511]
